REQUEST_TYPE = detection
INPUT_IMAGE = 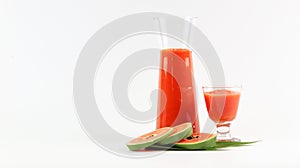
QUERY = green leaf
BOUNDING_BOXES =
[215,141,260,148]
[146,141,260,151]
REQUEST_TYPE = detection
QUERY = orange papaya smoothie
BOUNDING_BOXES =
[156,48,200,133]
[204,90,240,123]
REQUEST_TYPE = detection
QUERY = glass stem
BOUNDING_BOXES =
[216,122,231,141]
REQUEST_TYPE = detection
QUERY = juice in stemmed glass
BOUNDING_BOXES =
[203,86,241,141]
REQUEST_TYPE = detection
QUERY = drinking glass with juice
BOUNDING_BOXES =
[202,86,241,141]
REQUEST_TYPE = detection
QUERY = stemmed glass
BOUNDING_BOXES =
[202,86,242,142]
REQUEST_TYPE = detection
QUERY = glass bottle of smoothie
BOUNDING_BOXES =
[155,17,200,133]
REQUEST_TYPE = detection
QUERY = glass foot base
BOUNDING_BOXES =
[217,137,241,142]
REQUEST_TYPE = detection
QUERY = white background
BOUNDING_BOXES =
[1,0,299,167]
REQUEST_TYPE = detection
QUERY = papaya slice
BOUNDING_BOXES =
[175,133,217,150]
[158,122,193,145]
[126,127,174,151]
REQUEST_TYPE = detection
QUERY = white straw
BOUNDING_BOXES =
[185,16,198,47]
[153,17,166,49]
